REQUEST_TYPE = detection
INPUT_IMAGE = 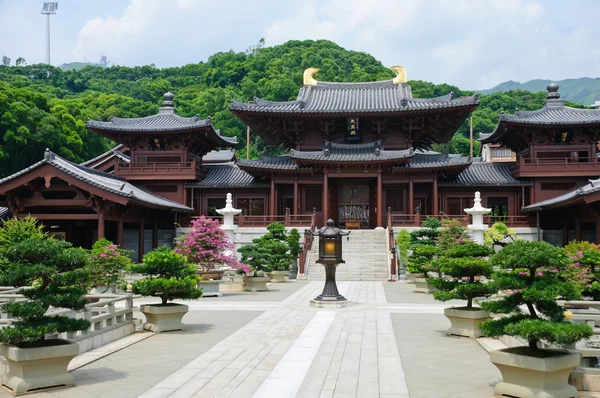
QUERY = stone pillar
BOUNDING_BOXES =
[464,191,492,244]
[97,213,105,240]
[323,169,329,225]
[376,169,383,230]
[217,193,242,252]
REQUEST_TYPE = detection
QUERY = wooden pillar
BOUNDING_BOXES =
[270,178,276,221]
[530,185,535,205]
[293,179,299,216]
[377,169,383,228]
[117,219,124,247]
[596,216,600,244]
[153,220,158,249]
[432,176,439,216]
[575,213,582,241]
[408,179,414,216]
[562,218,568,247]
[138,219,145,263]
[97,213,105,240]
[323,169,329,225]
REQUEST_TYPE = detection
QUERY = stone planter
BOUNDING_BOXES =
[243,276,269,292]
[490,347,581,398]
[406,272,424,284]
[414,277,436,293]
[1,339,79,394]
[198,280,223,297]
[289,259,298,280]
[444,307,491,339]
[267,270,288,283]
[141,303,189,333]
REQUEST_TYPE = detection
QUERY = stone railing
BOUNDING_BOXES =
[0,288,137,353]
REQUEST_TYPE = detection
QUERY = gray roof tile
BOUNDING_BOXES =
[291,141,412,163]
[0,207,10,220]
[80,144,130,168]
[237,156,313,173]
[438,162,530,186]
[404,152,471,169]
[202,150,236,164]
[187,163,268,188]
[0,150,192,212]
[230,80,478,114]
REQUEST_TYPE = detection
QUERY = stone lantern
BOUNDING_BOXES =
[310,219,351,308]
[464,191,492,244]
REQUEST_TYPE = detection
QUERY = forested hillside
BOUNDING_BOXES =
[0,39,587,177]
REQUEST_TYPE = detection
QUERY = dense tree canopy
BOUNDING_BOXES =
[0,39,587,177]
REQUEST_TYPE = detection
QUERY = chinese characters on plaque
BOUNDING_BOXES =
[346,117,360,142]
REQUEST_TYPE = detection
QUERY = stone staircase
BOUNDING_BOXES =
[304,229,389,281]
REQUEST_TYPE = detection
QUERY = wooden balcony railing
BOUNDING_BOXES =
[238,210,314,228]
[514,157,600,176]
[389,213,534,228]
[115,161,204,180]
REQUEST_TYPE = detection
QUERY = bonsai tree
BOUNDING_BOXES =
[430,242,494,308]
[409,216,441,247]
[0,217,90,346]
[129,246,202,305]
[395,229,411,273]
[425,218,471,282]
[287,228,302,278]
[238,222,293,274]
[175,216,243,273]
[88,238,132,293]
[484,222,516,249]
[406,217,441,275]
[480,240,593,350]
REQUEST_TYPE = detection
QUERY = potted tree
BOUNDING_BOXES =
[0,217,90,394]
[407,217,441,285]
[480,240,593,398]
[175,216,244,296]
[429,241,494,338]
[287,228,301,280]
[129,246,202,332]
[87,238,132,295]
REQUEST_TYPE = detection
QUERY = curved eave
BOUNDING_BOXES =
[293,158,412,167]
[236,165,314,176]
[391,162,471,175]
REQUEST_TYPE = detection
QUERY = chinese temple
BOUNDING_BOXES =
[1,68,600,254]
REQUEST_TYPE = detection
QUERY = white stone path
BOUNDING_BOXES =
[138,282,452,398]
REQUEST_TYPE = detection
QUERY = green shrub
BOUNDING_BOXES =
[483,222,516,248]
[0,217,90,346]
[238,223,293,273]
[88,238,132,292]
[129,246,201,305]
[396,229,411,269]
[480,240,593,349]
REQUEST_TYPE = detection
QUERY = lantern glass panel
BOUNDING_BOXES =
[324,240,336,256]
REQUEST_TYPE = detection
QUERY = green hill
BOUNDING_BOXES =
[58,62,98,71]
[479,77,600,105]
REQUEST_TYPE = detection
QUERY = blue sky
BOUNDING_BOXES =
[0,0,599,89]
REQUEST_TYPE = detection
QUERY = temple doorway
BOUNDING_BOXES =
[336,181,372,229]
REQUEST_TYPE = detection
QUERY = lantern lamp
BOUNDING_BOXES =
[311,219,350,304]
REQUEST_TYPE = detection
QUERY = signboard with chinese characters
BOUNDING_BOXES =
[346,117,360,142]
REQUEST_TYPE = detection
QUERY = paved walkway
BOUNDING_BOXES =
[4,282,501,397]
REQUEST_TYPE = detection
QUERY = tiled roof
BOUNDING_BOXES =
[406,152,470,169]
[0,150,192,212]
[291,141,412,163]
[522,178,600,211]
[0,207,10,220]
[202,150,236,164]
[237,156,313,173]
[80,144,130,168]
[230,80,478,115]
[438,162,530,186]
[187,163,268,188]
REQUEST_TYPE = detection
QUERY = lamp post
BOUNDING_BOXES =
[310,219,351,308]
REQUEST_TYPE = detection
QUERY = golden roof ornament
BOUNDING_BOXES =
[390,66,407,84]
[303,68,319,86]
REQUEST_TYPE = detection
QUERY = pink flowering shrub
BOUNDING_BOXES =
[175,216,246,273]
[562,241,600,299]
[88,238,133,292]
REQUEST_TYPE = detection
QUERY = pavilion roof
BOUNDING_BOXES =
[291,141,413,166]
[87,92,241,148]
[481,83,600,149]
[522,178,600,212]
[237,156,314,175]
[80,144,130,169]
[438,161,530,186]
[0,150,192,212]
[392,150,471,174]
[186,163,269,188]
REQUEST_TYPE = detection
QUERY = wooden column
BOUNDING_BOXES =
[138,219,145,263]
[596,216,600,244]
[293,179,299,216]
[270,178,276,221]
[323,169,329,225]
[117,219,124,247]
[562,219,568,247]
[408,179,414,216]
[153,220,158,249]
[432,176,439,216]
[377,169,383,228]
[97,213,105,240]
[575,213,582,241]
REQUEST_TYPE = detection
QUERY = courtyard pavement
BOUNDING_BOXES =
[1,281,501,398]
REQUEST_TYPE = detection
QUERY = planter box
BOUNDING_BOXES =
[444,307,491,339]
[490,347,580,398]
[141,304,189,333]
[406,273,424,284]
[243,276,269,292]
[267,271,288,283]
[1,339,79,395]
[414,277,436,293]
[198,280,223,297]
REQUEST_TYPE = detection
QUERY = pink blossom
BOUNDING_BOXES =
[99,253,107,258]
[519,271,528,275]
[537,272,543,276]
[551,269,558,273]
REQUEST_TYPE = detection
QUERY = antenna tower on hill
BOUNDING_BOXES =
[41,2,58,65]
